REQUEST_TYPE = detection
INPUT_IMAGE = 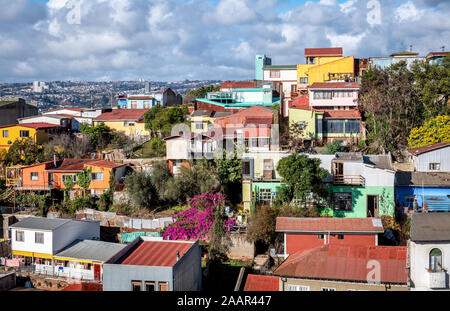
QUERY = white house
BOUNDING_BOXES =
[409,213,450,291]
[9,217,100,265]
[408,142,450,172]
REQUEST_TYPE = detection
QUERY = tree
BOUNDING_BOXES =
[43,134,93,160]
[63,176,75,201]
[187,84,220,98]
[160,160,220,205]
[325,140,349,154]
[124,171,158,210]
[407,115,450,148]
[80,123,113,150]
[214,149,243,204]
[4,138,44,166]
[275,154,330,208]
[410,55,450,120]
[150,160,172,196]
[281,122,309,152]
[143,105,189,137]
[76,167,92,197]
[359,61,423,158]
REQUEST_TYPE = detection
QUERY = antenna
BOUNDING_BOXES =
[409,45,413,52]
[442,46,445,52]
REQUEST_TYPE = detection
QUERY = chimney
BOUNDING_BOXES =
[176,251,180,262]
[53,153,57,167]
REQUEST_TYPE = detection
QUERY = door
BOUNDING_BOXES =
[333,162,344,175]
[94,263,101,281]
[367,195,379,217]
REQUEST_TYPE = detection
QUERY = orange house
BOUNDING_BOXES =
[18,159,127,197]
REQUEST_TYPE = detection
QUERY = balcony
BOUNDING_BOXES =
[333,175,365,187]
[428,271,447,289]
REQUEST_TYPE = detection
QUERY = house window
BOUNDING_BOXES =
[270,70,280,78]
[31,172,39,181]
[158,281,169,291]
[62,174,77,182]
[16,230,24,242]
[2,130,8,138]
[299,77,308,84]
[345,120,360,134]
[334,192,352,211]
[35,232,44,244]
[322,287,336,291]
[313,91,332,100]
[291,85,297,93]
[337,234,344,240]
[242,160,252,178]
[195,122,203,130]
[429,248,443,272]
[91,172,104,181]
[145,281,156,291]
[324,120,345,134]
[297,121,306,130]
[20,130,30,138]
[318,234,324,240]
[429,163,440,171]
[131,280,142,291]
[124,121,135,127]
[287,284,310,291]
[259,188,274,206]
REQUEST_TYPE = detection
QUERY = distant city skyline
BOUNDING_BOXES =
[0,0,449,82]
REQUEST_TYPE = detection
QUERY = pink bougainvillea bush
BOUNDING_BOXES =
[163,193,237,241]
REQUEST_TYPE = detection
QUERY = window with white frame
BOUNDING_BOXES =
[91,172,104,181]
[16,230,24,242]
[270,70,280,78]
[2,130,8,138]
[259,188,274,206]
[30,172,39,181]
[429,163,440,171]
[35,232,44,244]
[299,77,308,84]
[322,287,336,291]
[62,174,77,183]
[195,122,203,130]
[287,284,310,291]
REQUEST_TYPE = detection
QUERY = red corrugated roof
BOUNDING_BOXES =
[0,123,61,130]
[94,109,149,121]
[243,274,279,291]
[62,283,103,291]
[276,217,384,233]
[214,105,273,127]
[274,244,407,284]
[323,110,361,119]
[290,94,311,110]
[118,240,195,267]
[309,82,360,89]
[305,47,343,57]
[46,159,123,171]
[220,81,256,89]
[408,142,450,155]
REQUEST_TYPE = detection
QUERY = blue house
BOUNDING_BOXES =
[395,172,450,212]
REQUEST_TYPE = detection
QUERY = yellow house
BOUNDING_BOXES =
[0,123,61,152]
[297,48,354,91]
[93,109,151,140]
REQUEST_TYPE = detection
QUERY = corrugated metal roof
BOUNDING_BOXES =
[411,213,450,242]
[10,216,73,231]
[116,240,195,267]
[309,82,360,89]
[276,217,384,233]
[274,244,407,284]
[408,142,450,156]
[94,109,149,121]
[305,47,343,57]
[243,274,279,291]
[396,172,450,187]
[55,240,127,262]
[221,81,256,89]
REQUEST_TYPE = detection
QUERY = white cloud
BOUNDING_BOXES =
[395,1,424,23]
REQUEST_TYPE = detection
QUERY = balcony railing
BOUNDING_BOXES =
[333,175,365,187]
[17,264,95,281]
[428,271,447,289]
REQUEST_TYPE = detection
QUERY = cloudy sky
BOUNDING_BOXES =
[0,0,448,82]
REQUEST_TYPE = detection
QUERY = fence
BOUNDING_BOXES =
[16,264,94,280]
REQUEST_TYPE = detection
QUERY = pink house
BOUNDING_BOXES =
[308,82,359,109]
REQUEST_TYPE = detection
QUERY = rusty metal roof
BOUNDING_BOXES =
[274,244,407,284]
[276,217,384,233]
[305,47,343,57]
[408,142,450,156]
[243,274,279,291]
[411,213,450,242]
[116,240,195,267]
